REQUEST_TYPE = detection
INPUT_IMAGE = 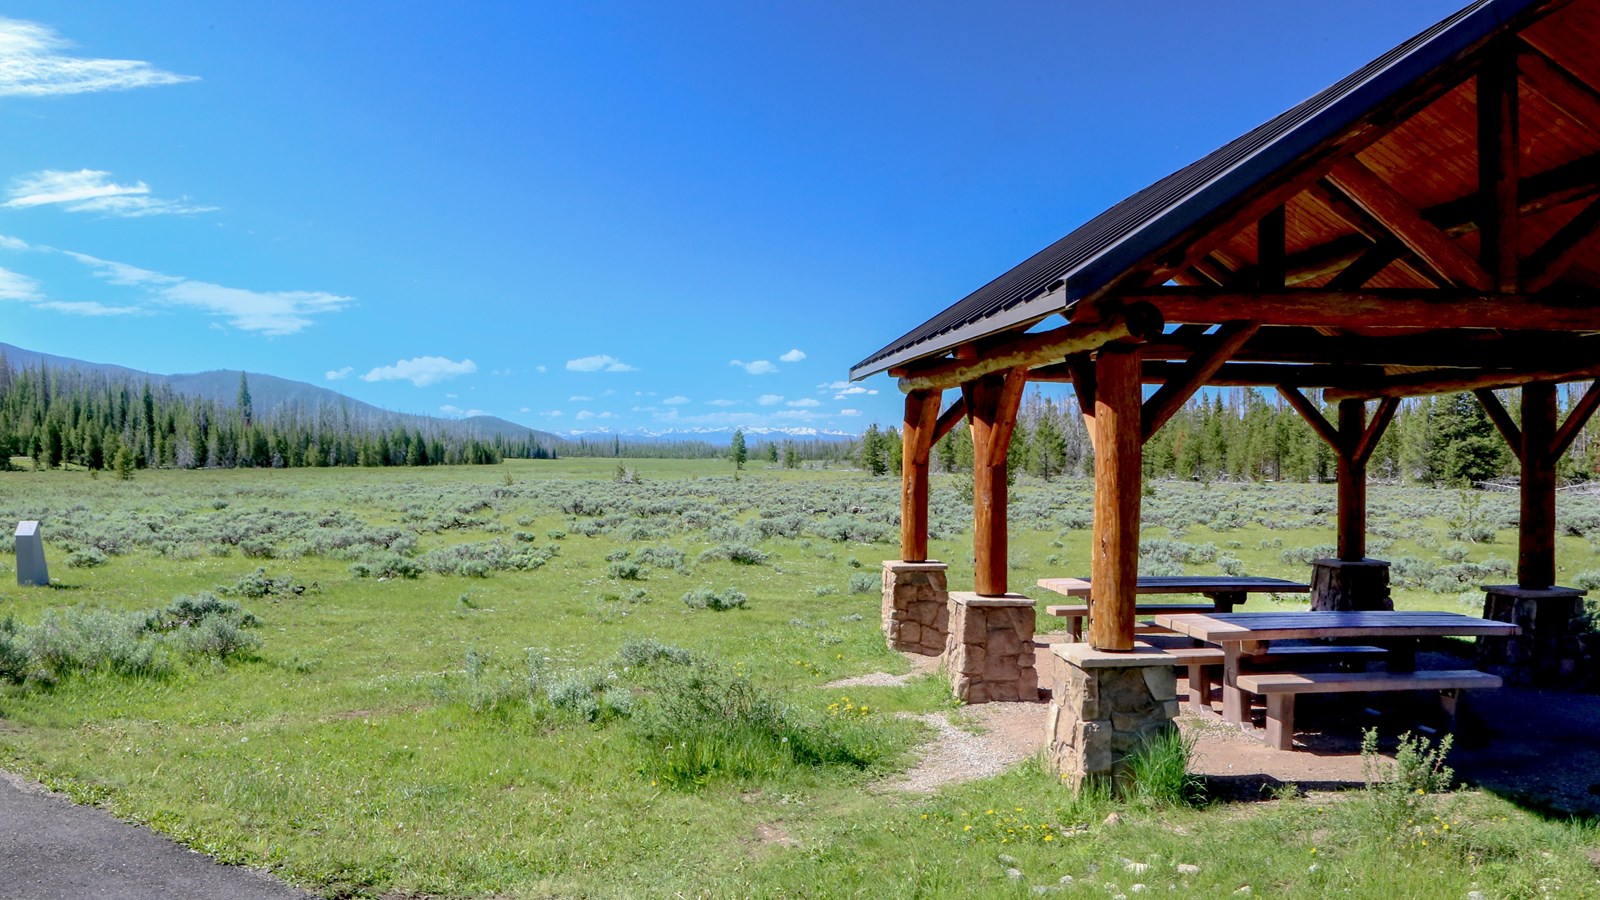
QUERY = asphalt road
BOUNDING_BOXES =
[0,770,310,900]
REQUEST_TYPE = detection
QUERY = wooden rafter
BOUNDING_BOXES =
[1522,197,1600,293]
[1518,43,1600,145]
[1136,361,1360,388]
[1326,158,1494,290]
[1326,238,1404,290]
[1474,389,1524,462]
[1140,321,1260,441]
[1065,353,1097,454]
[1434,150,1600,237]
[1478,44,1522,294]
[1552,379,1600,459]
[1118,287,1600,330]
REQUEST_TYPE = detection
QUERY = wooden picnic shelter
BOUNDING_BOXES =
[857,0,1600,677]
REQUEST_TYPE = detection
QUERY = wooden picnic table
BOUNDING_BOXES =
[1037,575,1310,639]
[1150,610,1520,735]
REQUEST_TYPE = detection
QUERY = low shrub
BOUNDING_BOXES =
[698,543,769,566]
[847,573,877,595]
[349,552,423,579]
[218,568,310,599]
[681,587,747,611]
[65,547,109,569]
[1123,727,1206,807]
[630,658,896,787]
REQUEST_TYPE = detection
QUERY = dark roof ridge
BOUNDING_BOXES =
[851,0,1542,381]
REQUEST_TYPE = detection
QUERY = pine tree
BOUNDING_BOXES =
[237,372,253,428]
[730,429,747,472]
[860,423,888,476]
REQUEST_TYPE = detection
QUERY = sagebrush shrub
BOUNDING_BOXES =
[681,587,747,611]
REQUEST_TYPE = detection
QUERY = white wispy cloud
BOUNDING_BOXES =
[361,356,477,387]
[5,169,215,217]
[567,354,636,373]
[840,409,861,416]
[0,264,41,300]
[542,410,563,417]
[325,367,353,381]
[819,380,852,391]
[568,395,594,402]
[663,395,690,405]
[65,250,351,334]
[574,410,617,421]
[0,234,29,250]
[779,348,806,363]
[730,359,778,375]
[439,404,488,418]
[787,398,820,408]
[707,399,739,407]
[758,394,783,406]
[35,299,141,316]
[0,19,198,97]
[535,365,547,373]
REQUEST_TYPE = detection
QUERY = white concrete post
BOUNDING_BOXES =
[15,521,48,587]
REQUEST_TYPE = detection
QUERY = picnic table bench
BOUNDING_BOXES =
[1037,576,1310,640]
[1151,610,1519,750]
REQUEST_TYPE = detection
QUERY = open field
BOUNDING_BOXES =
[0,459,1596,897]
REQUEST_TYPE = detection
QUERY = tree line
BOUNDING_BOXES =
[0,360,551,473]
[851,385,1599,486]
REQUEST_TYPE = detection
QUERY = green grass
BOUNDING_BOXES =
[0,458,1594,897]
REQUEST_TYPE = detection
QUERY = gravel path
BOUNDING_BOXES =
[879,702,1047,793]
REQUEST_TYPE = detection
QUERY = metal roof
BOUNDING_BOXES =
[851,0,1544,381]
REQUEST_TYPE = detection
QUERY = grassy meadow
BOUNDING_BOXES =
[0,458,1595,898]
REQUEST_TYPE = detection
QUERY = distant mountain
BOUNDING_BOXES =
[0,342,558,444]
[560,425,858,442]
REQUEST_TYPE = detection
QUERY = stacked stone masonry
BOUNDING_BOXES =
[881,561,950,656]
[944,592,1038,703]
[1045,644,1179,792]
[1478,585,1597,690]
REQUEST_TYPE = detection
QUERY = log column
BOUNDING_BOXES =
[899,390,940,563]
[1479,382,1597,688]
[1089,345,1142,651]
[961,369,1027,596]
[882,390,951,656]
[1519,382,1557,590]
[1335,399,1367,561]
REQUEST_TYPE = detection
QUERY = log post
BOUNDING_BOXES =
[1089,345,1143,651]
[900,390,941,563]
[961,369,1027,596]
[1336,398,1367,561]
[1520,382,1558,590]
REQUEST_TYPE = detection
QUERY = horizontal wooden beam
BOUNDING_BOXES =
[896,305,1163,392]
[1141,328,1600,369]
[1522,197,1600,294]
[1118,287,1600,331]
[1325,362,1600,402]
[1432,150,1600,238]
[1141,360,1373,388]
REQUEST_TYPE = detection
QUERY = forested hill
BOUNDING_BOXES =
[0,343,556,471]
[0,342,556,445]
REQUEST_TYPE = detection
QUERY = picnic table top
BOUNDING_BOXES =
[1149,610,1520,643]
[1035,575,1311,598]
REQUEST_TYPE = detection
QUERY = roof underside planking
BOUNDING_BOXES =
[853,0,1600,400]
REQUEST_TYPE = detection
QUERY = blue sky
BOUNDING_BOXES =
[0,1,1467,436]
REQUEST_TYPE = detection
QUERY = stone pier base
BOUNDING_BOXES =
[1046,643,1179,793]
[1478,584,1594,689]
[881,561,949,656]
[1310,558,1392,611]
[944,592,1038,703]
